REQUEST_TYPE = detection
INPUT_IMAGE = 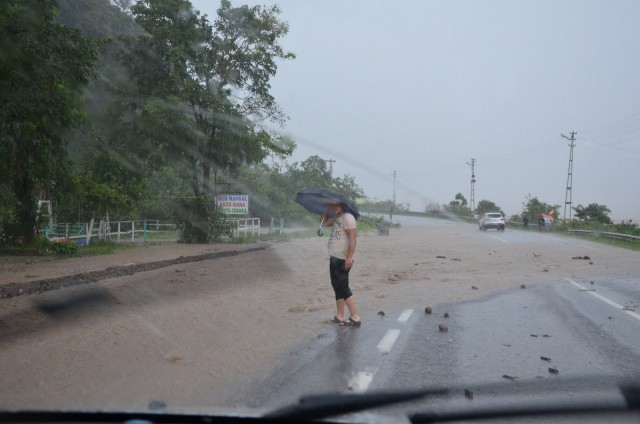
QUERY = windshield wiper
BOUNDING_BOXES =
[264,387,448,422]
[264,380,640,423]
[410,383,640,423]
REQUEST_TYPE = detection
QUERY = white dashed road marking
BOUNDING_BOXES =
[349,311,412,392]
[347,367,377,393]
[377,329,401,353]
[397,309,414,322]
[488,235,510,244]
[566,278,640,322]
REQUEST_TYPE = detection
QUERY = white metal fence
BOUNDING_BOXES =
[229,218,261,237]
[45,219,178,245]
[45,217,262,244]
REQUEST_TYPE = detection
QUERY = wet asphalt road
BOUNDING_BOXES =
[248,274,640,420]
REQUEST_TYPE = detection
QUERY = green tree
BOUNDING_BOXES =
[334,174,364,202]
[444,192,473,217]
[573,203,612,224]
[118,0,295,196]
[287,156,333,192]
[103,0,295,241]
[475,199,504,216]
[0,0,98,242]
[521,195,559,221]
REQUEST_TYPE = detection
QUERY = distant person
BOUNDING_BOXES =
[322,202,361,327]
[537,215,545,231]
[523,216,529,230]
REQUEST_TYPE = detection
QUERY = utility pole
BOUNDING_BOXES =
[327,158,336,178]
[560,132,577,223]
[390,170,397,220]
[466,158,476,213]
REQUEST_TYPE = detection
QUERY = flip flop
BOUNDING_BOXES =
[332,316,347,325]
[347,318,362,327]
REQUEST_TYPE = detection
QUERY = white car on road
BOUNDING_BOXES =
[479,212,505,231]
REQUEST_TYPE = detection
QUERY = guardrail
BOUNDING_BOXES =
[568,229,640,243]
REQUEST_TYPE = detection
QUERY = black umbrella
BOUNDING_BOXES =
[295,188,360,236]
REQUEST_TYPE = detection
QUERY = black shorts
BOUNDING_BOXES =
[329,256,353,300]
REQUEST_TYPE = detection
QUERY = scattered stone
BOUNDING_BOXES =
[377,310,385,316]
[540,356,551,362]
[436,255,446,259]
[589,262,593,265]
[520,284,526,289]
[548,368,559,375]
[503,344,511,347]
[543,334,551,338]
[443,312,449,318]
[464,389,474,400]
[572,256,590,260]
[502,374,519,381]
[471,286,479,290]
[541,268,549,272]
[438,324,448,332]
[164,354,183,363]
[533,252,542,257]
[450,258,461,261]
[530,334,538,338]
[425,306,433,315]
[591,281,595,285]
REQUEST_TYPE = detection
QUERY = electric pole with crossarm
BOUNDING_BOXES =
[467,159,476,213]
[561,132,577,223]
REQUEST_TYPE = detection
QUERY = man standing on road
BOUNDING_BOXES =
[322,202,361,326]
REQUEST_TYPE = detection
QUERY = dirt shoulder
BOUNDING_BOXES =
[0,246,264,299]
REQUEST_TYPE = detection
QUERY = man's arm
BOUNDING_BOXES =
[344,227,357,270]
[321,207,335,227]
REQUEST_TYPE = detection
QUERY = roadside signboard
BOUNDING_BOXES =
[216,194,249,215]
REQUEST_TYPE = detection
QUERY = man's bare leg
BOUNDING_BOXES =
[345,296,360,322]
[336,299,346,321]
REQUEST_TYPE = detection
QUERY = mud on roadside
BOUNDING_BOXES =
[0,247,264,299]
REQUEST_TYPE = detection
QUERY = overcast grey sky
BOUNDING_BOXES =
[191,0,640,221]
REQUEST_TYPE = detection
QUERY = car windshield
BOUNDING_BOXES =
[2,0,640,423]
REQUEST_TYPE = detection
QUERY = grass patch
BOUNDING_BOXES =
[565,234,640,251]
[76,240,136,256]
[0,238,136,258]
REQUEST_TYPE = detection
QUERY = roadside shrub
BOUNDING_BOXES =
[50,240,78,255]
[175,196,234,243]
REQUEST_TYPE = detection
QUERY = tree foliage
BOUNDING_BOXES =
[475,199,504,217]
[521,195,560,221]
[95,0,294,241]
[573,203,612,224]
[443,192,473,217]
[0,0,98,242]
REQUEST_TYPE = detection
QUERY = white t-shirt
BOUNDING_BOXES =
[327,213,357,259]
